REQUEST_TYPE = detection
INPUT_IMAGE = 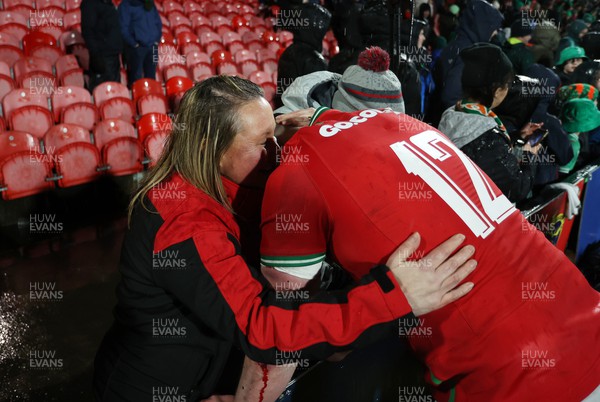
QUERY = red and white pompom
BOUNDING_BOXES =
[358,46,390,72]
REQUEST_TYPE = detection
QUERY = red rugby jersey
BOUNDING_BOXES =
[261,108,600,401]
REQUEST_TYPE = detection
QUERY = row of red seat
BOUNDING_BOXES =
[0,113,171,200]
[1,77,193,136]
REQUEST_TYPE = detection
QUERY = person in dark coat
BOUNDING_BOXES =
[524,64,574,188]
[530,22,560,68]
[118,0,162,86]
[358,1,423,117]
[502,18,534,74]
[275,3,331,107]
[556,19,589,59]
[426,0,504,126]
[327,0,365,74]
[81,0,124,91]
[437,43,539,203]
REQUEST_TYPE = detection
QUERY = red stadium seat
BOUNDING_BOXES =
[195,24,216,36]
[0,131,54,200]
[0,23,28,42]
[132,78,163,103]
[99,97,135,123]
[0,117,4,132]
[0,45,23,66]
[55,54,84,86]
[144,131,169,167]
[227,40,244,56]
[181,41,202,56]
[163,0,184,14]
[176,31,199,46]
[199,31,220,47]
[165,76,193,112]
[247,40,264,53]
[59,30,85,51]
[5,5,35,19]
[184,1,201,14]
[161,32,176,46]
[44,123,101,187]
[211,50,233,68]
[0,11,29,27]
[14,57,54,81]
[239,59,259,77]
[185,51,211,68]
[278,30,293,45]
[190,62,214,81]
[23,32,57,55]
[234,49,257,64]
[29,7,66,32]
[38,0,67,9]
[242,31,260,44]
[216,25,235,37]
[222,31,242,47]
[137,112,172,143]
[248,70,271,85]
[138,93,168,116]
[30,45,64,65]
[38,25,66,41]
[261,58,278,74]
[163,63,189,81]
[94,119,143,176]
[0,61,9,77]
[217,61,239,76]
[10,106,54,140]
[19,71,58,96]
[65,0,82,11]
[190,13,210,29]
[2,89,50,126]
[168,12,191,29]
[0,31,20,48]
[210,14,230,30]
[63,10,81,31]
[0,74,15,103]
[173,26,194,37]
[256,48,276,63]
[51,86,97,127]
[92,81,130,107]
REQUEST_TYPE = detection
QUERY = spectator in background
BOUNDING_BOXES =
[558,98,600,175]
[572,60,600,90]
[276,2,331,106]
[433,3,460,42]
[327,0,364,74]
[581,30,600,59]
[427,0,504,126]
[530,22,561,68]
[118,0,162,86]
[81,0,123,91]
[556,19,588,57]
[502,18,534,74]
[525,64,574,188]
[554,46,588,85]
[276,47,405,115]
[437,43,539,203]
[358,2,423,117]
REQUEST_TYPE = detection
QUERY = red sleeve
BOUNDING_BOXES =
[260,162,329,277]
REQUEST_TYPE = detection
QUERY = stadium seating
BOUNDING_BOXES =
[93,81,130,107]
[44,123,102,187]
[138,93,168,116]
[165,76,193,112]
[132,78,164,104]
[52,86,98,130]
[55,54,85,87]
[94,119,143,176]
[0,131,54,200]
[3,89,53,140]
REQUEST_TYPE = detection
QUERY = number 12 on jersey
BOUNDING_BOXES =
[390,130,516,238]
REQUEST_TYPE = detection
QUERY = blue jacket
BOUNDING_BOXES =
[118,0,162,48]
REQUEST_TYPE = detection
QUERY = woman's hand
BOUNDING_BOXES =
[387,233,477,317]
[275,108,316,127]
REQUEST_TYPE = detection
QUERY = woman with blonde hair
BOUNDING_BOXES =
[93,75,476,402]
